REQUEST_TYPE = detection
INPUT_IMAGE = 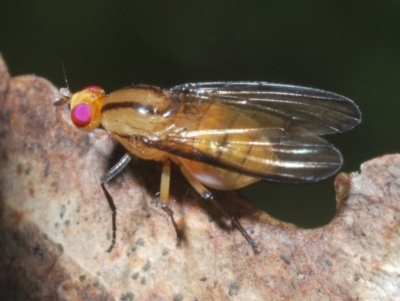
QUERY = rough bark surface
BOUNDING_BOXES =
[0,54,399,300]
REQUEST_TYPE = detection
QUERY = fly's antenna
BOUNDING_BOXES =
[61,61,69,90]
[54,62,72,106]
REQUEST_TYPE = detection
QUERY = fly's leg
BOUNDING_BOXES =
[159,159,182,246]
[160,159,171,206]
[100,153,132,252]
[180,165,259,253]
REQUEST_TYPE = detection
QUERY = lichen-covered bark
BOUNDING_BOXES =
[0,54,399,300]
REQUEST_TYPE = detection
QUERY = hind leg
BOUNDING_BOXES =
[179,164,259,253]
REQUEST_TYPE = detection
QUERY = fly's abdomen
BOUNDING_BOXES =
[177,103,278,188]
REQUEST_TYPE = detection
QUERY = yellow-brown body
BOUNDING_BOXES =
[101,87,277,190]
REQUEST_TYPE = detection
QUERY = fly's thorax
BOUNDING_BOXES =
[100,86,183,136]
[102,86,181,115]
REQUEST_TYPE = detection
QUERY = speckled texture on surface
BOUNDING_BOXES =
[0,54,399,300]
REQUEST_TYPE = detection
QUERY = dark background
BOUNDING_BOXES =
[1,1,399,228]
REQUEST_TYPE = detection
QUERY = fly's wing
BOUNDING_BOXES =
[171,82,361,135]
[142,82,361,183]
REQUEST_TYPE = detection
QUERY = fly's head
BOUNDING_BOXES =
[54,85,105,131]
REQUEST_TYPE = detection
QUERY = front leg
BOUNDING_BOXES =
[100,153,132,252]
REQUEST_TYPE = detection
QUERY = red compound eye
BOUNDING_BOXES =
[84,85,104,93]
[71,103,92,127]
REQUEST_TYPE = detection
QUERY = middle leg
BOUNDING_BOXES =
[159,158,182,246]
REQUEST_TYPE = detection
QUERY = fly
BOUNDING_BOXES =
[55,81,361,253]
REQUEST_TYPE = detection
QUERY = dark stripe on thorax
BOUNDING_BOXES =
[102,102,156,115]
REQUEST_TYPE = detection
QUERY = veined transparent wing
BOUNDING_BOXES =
[141,82,361,183]
[171,81,361,136]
